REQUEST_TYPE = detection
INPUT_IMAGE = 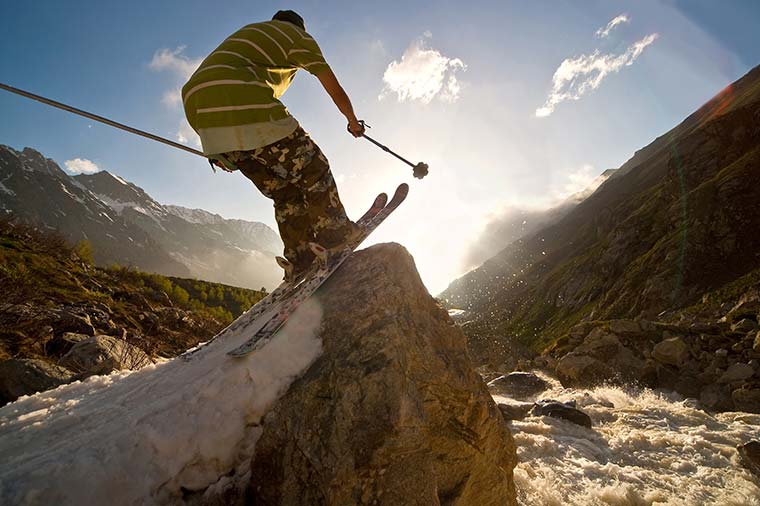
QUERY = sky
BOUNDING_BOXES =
[2,0,759,293]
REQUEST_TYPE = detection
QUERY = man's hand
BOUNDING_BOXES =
[347,118,365,138]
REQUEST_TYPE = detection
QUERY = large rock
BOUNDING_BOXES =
[555,354,611,386]
[58,335,152,377]
[51,310,96,337]
[487,371,549,400]
[555,330,643,386]
[652,336,690,367]
[531,399,592,428]
[248,244,517,506]
[738,441,760,477]
[497,401,534,421]
[732,387,760,414]
[719,363,755,383]
[0,359,74,406]
[44,332,91,358]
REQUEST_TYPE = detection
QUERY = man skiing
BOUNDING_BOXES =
[182,10,365,281]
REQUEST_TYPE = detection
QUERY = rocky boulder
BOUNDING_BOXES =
[531,399,592,428]
[487,371,549,400]
[652,336,690,367]
[732,387,760,414]
[59,335,152,377]
[50,309,96,337]
[44,332,91,358]
[0,359,74,406]
[554,328,643,386]
[738,441,760,477]
[248,244,518,506]
[497,401,534,421]
[719,363,755,383]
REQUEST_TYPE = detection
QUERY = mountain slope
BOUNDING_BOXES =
[0,146,282,289]
[465,169,616,269]
[442,64,760,360]
[0,146,189,276]
[75,170,282,289]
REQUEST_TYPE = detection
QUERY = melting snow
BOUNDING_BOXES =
[111,173,129,186]
[0,299,324,504]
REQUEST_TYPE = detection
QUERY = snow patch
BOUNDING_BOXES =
[58,182,85,204]
[110,173,129,186]
[0,299,324,504]
[0,181,15,196]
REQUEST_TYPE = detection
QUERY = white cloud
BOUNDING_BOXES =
[149,47,204,146]
[177,118,202,149]
[596,14,630,38]
[535,33,658,118]
[64,158,101,175]
[149,47,202,80]
[149,47,203,110]
[380,36,466,104]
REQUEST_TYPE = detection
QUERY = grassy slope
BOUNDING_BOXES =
[0,220,266,360]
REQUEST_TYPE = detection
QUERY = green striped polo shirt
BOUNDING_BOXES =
[182,20,330,155]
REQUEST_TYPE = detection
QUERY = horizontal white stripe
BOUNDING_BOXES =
[197,103,280,114]
[228,38,275,65]
[183,79,270,103]
[288,49,309,55]
[242,27,287,59]
[212,50,256,67]
[193,64,236,75]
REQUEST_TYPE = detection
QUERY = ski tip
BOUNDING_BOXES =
[390,183,409,203]
[374,192,388,207]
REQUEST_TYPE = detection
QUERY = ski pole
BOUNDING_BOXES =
[354,121,429,179]
[0,82,205,159]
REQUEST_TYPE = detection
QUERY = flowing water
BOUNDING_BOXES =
[494,375,760,505]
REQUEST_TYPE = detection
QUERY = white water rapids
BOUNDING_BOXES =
[494,375,760,505]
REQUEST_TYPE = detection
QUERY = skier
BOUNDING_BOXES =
[182,9,365,281]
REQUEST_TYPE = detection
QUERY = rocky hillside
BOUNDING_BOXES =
[0,243,516,506]
[442,64,760,362]
[0,145,283,289]
[0,220,265,406]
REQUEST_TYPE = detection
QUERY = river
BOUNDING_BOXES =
[494,375,760,505]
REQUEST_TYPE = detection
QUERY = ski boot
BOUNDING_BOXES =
[308,223,366,270]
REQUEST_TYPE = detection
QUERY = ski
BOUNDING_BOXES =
[179,191,389,361]
[227,183,409,358]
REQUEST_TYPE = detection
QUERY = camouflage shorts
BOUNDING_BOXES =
[223,127,353,271]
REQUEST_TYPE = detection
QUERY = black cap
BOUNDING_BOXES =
[272,10,305,30]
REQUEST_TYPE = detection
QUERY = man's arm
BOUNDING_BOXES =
[316,69,365,138]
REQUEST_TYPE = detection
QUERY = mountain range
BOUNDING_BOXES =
[0,146,282,289]
[442,63,760,363]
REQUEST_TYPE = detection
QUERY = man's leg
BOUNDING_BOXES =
[281,128,357,250]
[229,149,316,273]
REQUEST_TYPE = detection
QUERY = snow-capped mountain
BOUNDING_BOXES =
[0,145,282,289]
[0,145,189,277]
